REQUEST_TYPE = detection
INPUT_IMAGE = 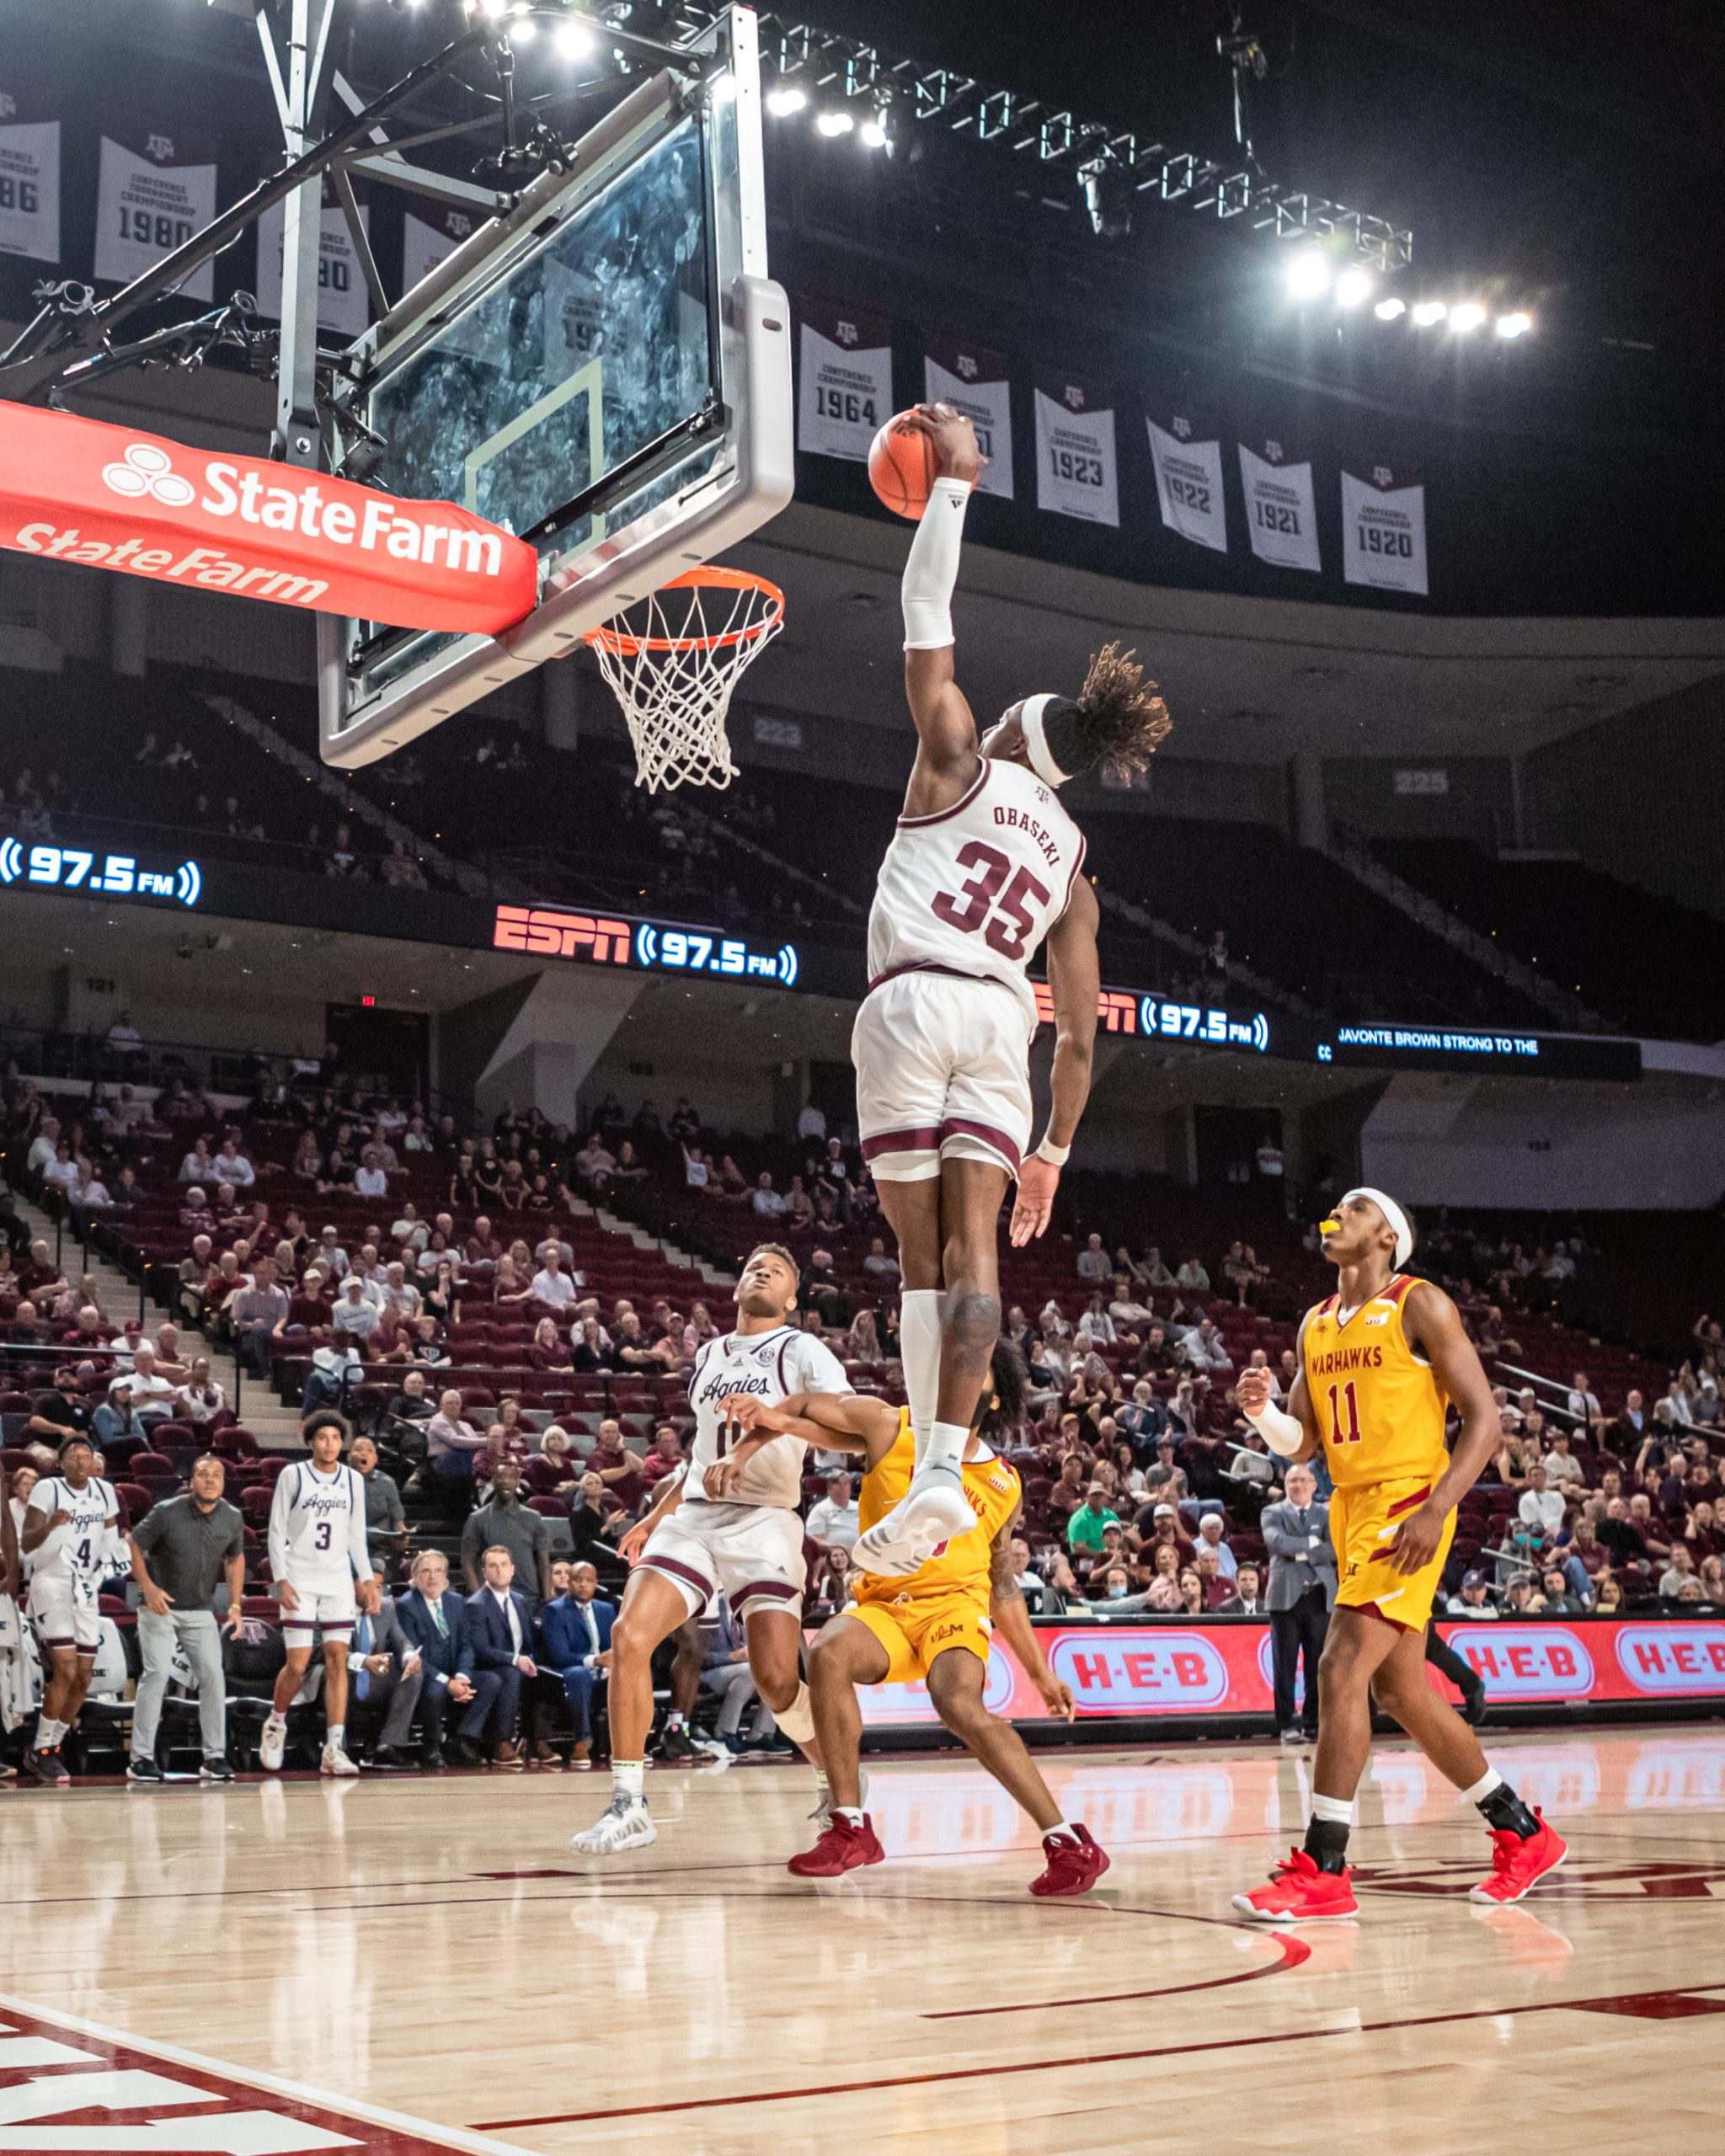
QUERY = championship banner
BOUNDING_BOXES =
[924,336,1013,499]
[402,201,482,297]
[1033,371,1119,526]
[852,1616,1725,1730]
[0,403,537,634]
[1238,433,1321,573]
[0,85,60,266]
[1340,456,1429,595]
[255,182,371,337]
[796,299,892,462]
[1146,403,1227,552]
[93,125,218,302]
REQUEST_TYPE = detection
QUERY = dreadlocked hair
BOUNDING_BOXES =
[1042,640,1172,786]
[974,1339,1029,1444]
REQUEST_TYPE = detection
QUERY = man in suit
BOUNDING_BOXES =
[1262,1461,1336,1745]
[538,1560,617,1769]
[464,1545,537,1770]
[345,1563,424,1769]
[395,1549,499,1768]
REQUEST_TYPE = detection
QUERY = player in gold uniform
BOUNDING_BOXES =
[715,1343,1109,1895]
[1232,1188,1567,1920]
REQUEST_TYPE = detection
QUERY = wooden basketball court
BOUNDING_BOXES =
[4,1726,1724,2156]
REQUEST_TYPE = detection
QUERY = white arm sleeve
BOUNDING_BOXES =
[901,478,972,650]
[1243,1401,1306,1460]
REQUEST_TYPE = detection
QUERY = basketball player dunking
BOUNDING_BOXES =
[852,403,1172,1574]
[1233,1189,1567,1919]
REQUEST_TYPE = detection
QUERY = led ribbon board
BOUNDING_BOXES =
[0,836,201,907]
[494,905,799,988]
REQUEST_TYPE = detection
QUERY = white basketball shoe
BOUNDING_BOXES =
[572,1794,659,1854]
[321,1740,360,1779]
[259,1714,287,1772]
[854,1465,975,1576]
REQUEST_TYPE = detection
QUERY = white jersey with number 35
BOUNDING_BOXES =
[867,756,1087,1033]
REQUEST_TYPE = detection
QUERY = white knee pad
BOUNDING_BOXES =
[776,1680,815,1744]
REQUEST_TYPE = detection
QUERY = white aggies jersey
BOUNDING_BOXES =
[26,1476,119,1593]
[267,1460,369,1587]
[868,755,1087,1033]
[685,1326,852,1510]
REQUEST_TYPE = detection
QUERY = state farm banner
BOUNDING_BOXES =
[797,298,892,462]
[1146,402,1227,553]
[402,201,483,296]
[0,84,60,266]
[255,183,371,338]
[93,125,218,302]
[1238,432,1321,573]
[1340,455,1429,595]
[852,1616,1725,1729]
[924,336,1013,499]
[0,405,537,633]
[1033,371,1119,526]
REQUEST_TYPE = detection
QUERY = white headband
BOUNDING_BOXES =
[1019,692,1071,788]
[1341,1187,1413,1270]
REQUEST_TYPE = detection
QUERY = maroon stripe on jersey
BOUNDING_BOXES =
[938,1115,1023,1171]
[734,1580,801,1605]
[1386,1484,1433,1518]
[895,759,988,828]
[1385,1274,1415,1307]
[863,959,1012,998]
[640,1552,715,1599]
[861,1125,943,1161]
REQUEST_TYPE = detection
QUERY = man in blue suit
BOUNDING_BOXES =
[539,1560,617,1769]
[395,1548,499,1768]
[464,1545,538,1770]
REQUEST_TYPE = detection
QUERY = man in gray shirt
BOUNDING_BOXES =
[126,1454,246,1780]
[350,1437,407,1575]
[229,1257,291,1375]
[460,1460,552,1609]
[1262,1460,1336,1746]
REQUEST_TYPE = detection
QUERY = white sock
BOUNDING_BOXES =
[666,1710,685,1731]
[35,1718,65,1751]
[899,1289,943,1463]
[923,1419,970,1481]
[813,1766,830,1790]
[1046,1818,1081,1843]
[835,1806,864,1828]
[264,1710,286,1730]
[614,1759,646,1802]
[1463,1769,1502,1806]
[327,1724,345,1751]
[1311,1792,1354,1825]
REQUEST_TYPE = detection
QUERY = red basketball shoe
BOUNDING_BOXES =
[788,1813,885,1877]
[1028,1824,1110,1897]
[1470,1812,1567,1905]
[1232,1849,1359,1921]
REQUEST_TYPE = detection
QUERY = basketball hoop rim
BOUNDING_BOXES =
[583,566,786,657]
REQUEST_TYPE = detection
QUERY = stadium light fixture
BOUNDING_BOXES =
[816,109,856,137]
[1411,299,1448,327]
[859,109,889,150]
[1374,296,1406,320]
[1449,301,1487,334]
[1285,249,1330,301]
[555,16,595,59]
[1495,311,1532,339]
[510,13,536,41]
[1334,266,1373,308]
[766,84,808,115]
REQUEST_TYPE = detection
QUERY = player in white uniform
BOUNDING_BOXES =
[852,403,1172,1573]
[20,1434,120,1785]
[259,1412,378,1777]
[572,1243,852,1854]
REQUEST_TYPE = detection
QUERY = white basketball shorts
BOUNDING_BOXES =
[29,1575,101,1654]
[639,1502,807,1622]
[852,969,1033,1182]
[279,1578,358,1640]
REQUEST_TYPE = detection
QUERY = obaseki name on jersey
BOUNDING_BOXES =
[992,803,1061,867]
[1309,1343,1386,1376]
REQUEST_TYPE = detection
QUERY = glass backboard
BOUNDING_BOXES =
[318,5,791,769]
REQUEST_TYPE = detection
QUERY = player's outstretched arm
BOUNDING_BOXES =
[1012,877,1100,1247]
[704,1391,898,1497]
[1388,1283,1500,1574]
[900,406,985,818]
[987,1512,1075,1721]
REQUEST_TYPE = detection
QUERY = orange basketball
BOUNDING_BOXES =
[868,409,939,520]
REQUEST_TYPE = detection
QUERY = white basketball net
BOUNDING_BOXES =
[585,571,784,794]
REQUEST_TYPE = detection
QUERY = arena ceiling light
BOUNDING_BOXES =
[1449,301,1487,334]
[766,84,808,116]
[1333,265,1373,308]
[1411,299,1448,327]
[859,109,889,150]
[816,109,856,137]
[1284,249,1331,300]
[1495,311,1533,339]
[555,16,595,59]
[1374,295,1406,320]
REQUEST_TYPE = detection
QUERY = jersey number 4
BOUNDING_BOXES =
[1326,1380,1363,1445]
[932,841,1050,963]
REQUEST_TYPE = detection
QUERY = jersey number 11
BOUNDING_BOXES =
[1326,1380,1362,1445]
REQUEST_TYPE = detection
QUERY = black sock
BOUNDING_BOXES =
[1477,1783,1539,1838]
[1302,1815,1352,1874]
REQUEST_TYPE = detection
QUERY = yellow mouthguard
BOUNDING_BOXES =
[1318,1217,1341,1235]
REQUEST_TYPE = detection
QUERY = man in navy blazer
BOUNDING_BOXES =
[539,1560,617,1768]
[395,1549,499,1768]
[463,1545,537,1769]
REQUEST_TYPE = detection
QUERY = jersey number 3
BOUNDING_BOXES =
[932,841,1050,963]
[1326,1380,1362,1445]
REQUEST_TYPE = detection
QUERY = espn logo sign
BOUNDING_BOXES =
[493,905,631,963]
[1031,983,1137,1033]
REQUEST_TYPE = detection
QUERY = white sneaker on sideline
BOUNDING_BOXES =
[259,1716,287,1773]
[572,1795,658,1854]
[320,1741,360,1779]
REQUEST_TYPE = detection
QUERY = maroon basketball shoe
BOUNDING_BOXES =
[1028,1824,1111,1897]
[1232,1849,1359,1921]
[788,1814,885,1877]
[1471,1812,1567,1905]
